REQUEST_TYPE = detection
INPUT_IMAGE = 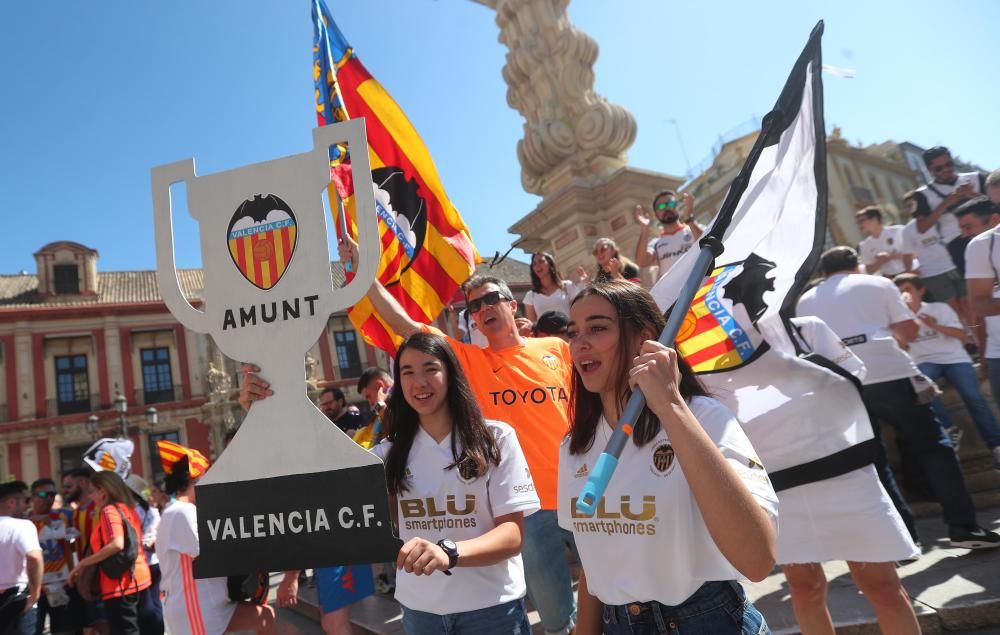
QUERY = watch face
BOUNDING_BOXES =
[442,539,457,551]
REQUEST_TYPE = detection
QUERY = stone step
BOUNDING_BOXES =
[911,490,1000,519]
[746,506,1000,635]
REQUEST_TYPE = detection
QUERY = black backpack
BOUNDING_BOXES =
[99,504,139,578]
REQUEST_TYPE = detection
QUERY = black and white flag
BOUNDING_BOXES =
[651,22,877,491]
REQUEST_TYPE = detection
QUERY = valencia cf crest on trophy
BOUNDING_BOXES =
[227,194,298,290]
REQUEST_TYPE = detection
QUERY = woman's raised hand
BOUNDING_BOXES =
[628,340,683,410]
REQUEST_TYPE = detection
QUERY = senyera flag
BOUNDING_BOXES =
[651,21,877,492]
[312,0,479,353]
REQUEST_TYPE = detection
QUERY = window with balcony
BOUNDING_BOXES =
[55,355,90,415]
[149,430,181,481]
[53,264,80,294]
[334,330,362,378]
[141,347,174,404]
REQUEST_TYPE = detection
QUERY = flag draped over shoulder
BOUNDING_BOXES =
[312,0,479,353]
[651,22,876,491]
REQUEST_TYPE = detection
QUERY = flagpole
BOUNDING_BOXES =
[575,109,785,515]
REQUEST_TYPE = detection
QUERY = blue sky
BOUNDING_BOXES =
[2,0,998,274]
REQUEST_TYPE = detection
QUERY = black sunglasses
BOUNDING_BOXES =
[931,161,954,173]
[34,490,56,499]
[654,200,680,211]
[467,290,509,313]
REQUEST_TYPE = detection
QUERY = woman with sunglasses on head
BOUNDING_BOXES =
[524,252,581,323]
[155,441,276,635]
[634,190,704,282]
[559,281,778,634]
[68,471,152,635]
[372,331,540,635]
[582,238,641,285]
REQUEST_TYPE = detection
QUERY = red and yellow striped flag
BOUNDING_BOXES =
[312,0,479,353]
[156,440,210,479]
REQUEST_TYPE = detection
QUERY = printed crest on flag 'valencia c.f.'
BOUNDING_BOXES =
[675,254,776,374]
[227,194,298,291]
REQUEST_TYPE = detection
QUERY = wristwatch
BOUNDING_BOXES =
[437,539,459,575]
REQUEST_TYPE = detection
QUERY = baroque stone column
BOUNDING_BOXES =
[476,0,637,197]
[474,0,681,280]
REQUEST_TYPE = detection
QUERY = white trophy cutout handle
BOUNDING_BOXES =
[311,121,381,316]
[152,159,211,334]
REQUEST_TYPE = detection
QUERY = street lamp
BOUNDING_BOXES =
[86,415,100,441]
[114,393,127,438]
[145,407,158,430]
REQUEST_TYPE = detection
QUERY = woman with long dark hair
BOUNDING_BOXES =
[583,238,641,285]
[373,332,540,634]
[155,441,276,635]
[559,281,778,634]
[524,252,581,323]
[68,471,152,635]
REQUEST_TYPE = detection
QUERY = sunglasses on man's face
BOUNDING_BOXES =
[34,490,57,499]
[467,290,508,313]
[931,161,954,173]
[654,200,680,211]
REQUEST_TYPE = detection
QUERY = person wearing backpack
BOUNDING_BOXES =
[68,471,151,635]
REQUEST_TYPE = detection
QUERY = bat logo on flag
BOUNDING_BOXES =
[676,253,776,374]
[227,194,298,290]
[370,167,428,287]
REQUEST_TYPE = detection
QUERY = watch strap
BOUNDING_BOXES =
[437,539,459,575]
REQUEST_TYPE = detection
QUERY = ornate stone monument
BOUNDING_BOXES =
[474,0,682,280]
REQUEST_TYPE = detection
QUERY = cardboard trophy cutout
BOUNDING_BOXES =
[152,120,401,577]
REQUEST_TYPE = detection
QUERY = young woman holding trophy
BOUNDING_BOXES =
[242,332,540,634]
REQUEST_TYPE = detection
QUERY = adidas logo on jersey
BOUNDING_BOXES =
[575,464,589,478]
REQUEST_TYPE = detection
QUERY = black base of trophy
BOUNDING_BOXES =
[192,464,402,578]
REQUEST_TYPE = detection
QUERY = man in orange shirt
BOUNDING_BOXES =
[342,238,578,635]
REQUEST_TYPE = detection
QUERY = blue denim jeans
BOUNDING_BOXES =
[601,582,768,634]
[400,598,530,635]
[920,361,1000,448]
[986,358,1000,437]
[521,510,578,634]
[20,604,37,635]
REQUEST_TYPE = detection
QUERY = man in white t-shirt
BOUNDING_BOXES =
[902,191,968,325]
[798,246,999,548]
[634,190,705,282]
[894,273,1000,470]
[0,480,43,631]
[912,146,987,275]
[855,206,912,277]
[958,196,1000,473]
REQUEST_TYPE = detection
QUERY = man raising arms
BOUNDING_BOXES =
[634,190,704,282]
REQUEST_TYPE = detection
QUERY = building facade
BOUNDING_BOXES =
[685,128,924,249]
[1,241,529,484]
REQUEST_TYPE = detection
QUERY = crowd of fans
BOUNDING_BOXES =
[3,147,1000,635]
